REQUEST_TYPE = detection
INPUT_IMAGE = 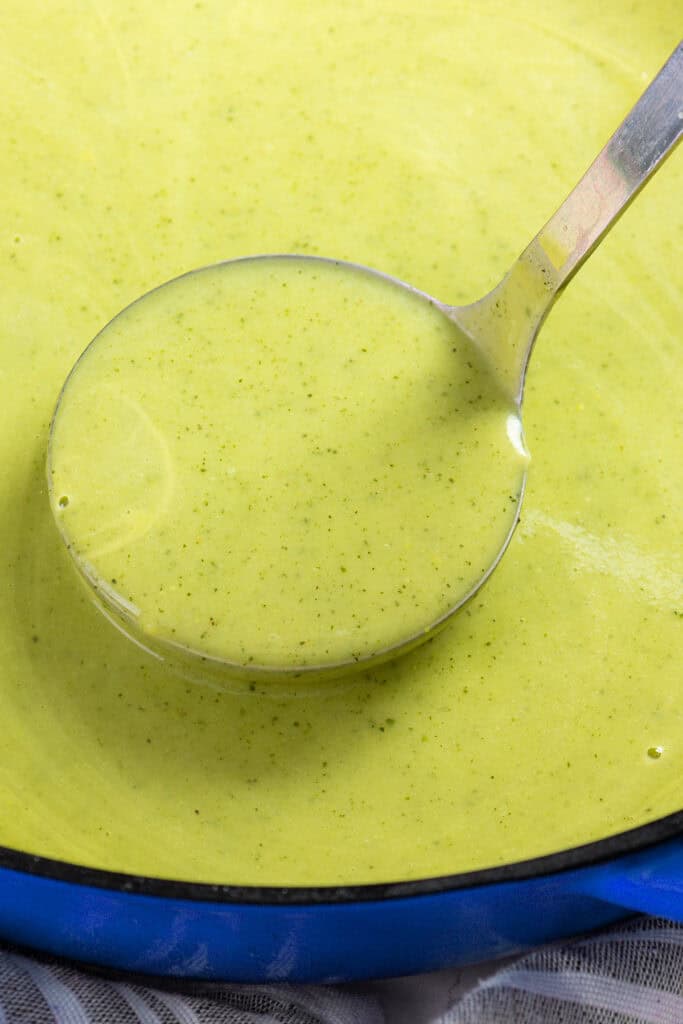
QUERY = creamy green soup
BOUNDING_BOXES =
[0,0,680,886]
[49,257,526,673]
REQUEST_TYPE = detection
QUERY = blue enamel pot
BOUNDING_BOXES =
[1,812,682,982]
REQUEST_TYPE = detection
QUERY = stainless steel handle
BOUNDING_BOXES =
[452,42,683,402]
[532,40,682,287]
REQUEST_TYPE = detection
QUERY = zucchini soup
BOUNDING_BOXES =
[48,256,527,675]
[0,0,680,885]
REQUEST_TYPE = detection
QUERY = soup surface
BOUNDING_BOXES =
[49,257,526,672]
[0,0,680,886]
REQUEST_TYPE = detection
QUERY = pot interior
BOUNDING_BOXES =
[0,0,680,892]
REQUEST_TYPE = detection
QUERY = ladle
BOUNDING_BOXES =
[48,43,682,683]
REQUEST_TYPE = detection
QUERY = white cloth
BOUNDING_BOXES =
[1,917,682,1023]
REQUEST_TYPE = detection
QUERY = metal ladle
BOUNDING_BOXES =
[48,43,682,684]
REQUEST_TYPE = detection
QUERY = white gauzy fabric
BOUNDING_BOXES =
[0,956,382,1024]
[1,917,683,1024]
[444,917,683,1024]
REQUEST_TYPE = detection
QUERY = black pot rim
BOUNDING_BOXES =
[1,808,681,905]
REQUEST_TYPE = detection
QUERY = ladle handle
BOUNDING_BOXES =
[530,40,682,288]
[453,41,683,402]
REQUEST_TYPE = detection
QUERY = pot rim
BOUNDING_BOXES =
[1,808,681,905]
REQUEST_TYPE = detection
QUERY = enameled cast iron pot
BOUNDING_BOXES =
[1,810,682,981]
[2,4,679,989]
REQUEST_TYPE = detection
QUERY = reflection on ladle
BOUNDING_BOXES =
[48,42,682,683]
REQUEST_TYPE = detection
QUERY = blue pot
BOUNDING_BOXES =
[1,812,682,982]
